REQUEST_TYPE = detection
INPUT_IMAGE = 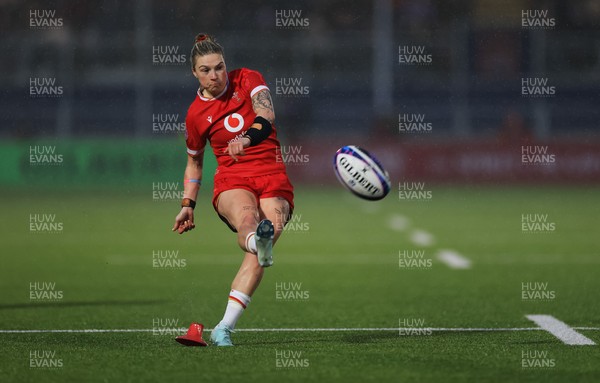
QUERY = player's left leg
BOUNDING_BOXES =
[211,189,264,346]
[211,197,290,346]
[211,251,261,346]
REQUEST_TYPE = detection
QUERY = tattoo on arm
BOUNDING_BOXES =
[252,90,275,123]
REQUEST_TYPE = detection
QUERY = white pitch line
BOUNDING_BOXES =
[437,249,472,269]
[0,327,584,334]
[409,229,435,247]
[388,214,410,232]
[1,326,599,334]
[526,315,597,346]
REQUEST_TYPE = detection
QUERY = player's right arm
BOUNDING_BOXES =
[172,154,203,234]
[173,108,206,234]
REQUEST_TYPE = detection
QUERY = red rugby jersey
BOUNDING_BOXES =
[185,68,286,177]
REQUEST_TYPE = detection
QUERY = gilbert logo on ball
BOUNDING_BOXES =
[333,145,391,200]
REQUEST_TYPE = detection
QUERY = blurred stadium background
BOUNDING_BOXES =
[1,0,599,188]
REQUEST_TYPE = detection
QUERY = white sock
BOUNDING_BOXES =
[218,289,251,330]
[245,232,257,254]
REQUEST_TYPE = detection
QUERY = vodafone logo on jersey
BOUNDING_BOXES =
[224,113,245,133]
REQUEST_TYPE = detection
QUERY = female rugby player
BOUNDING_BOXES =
[172,34,294,346]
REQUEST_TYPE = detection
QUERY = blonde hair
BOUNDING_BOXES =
[190,33,225,70]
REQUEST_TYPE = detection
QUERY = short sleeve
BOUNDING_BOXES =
[185,112,206,157]
[241,69,270,98]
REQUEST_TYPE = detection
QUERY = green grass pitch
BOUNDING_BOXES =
[0,186,599,382]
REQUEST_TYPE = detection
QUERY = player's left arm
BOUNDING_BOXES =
[251,88,275,124]
[225,88,276,160]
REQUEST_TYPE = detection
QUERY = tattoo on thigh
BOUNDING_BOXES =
[274,206,290,230]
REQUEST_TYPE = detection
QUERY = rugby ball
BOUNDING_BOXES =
[333,145,391,201]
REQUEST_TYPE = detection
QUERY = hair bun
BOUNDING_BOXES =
[194,33,214,43]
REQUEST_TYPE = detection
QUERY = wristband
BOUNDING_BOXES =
[181,198,196,209]
[184,178,201,185]
[244,116,272,146]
